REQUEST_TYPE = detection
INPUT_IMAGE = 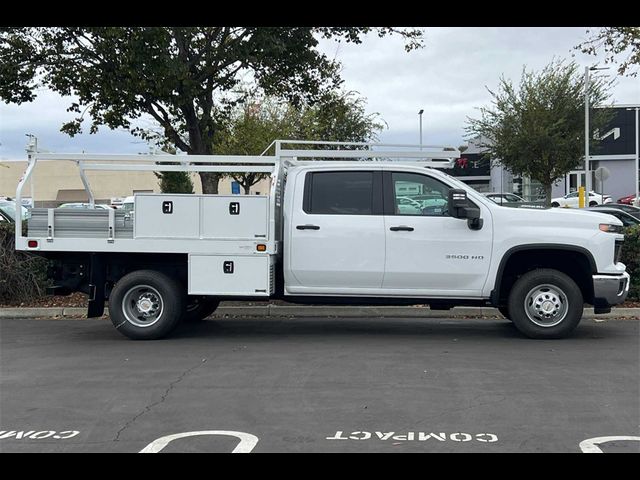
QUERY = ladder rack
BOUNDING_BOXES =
[268,139,460,165]
[15,139,461,248]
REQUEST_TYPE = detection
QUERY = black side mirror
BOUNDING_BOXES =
[448,189,483,230]
[448,189,469,217]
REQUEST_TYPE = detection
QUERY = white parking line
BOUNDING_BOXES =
[139,430,259,453]
[579,436,640,453]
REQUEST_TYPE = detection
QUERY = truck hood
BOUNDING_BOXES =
[490,204,624,227]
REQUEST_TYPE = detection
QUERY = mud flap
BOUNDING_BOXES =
[87,254,106,318]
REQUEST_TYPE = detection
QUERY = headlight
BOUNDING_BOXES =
[599,223,624,233]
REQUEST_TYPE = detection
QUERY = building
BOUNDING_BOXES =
[441,140,492,192]
[551,105,639,202]
[474,105,639,202]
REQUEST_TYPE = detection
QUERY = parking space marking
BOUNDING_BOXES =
[326,431,498,443]
[579,436,640,453]
[139,431,259,453]
[0,430,80,440]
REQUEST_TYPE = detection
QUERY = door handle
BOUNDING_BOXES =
[296,224,320,230]
[389,226,414,231]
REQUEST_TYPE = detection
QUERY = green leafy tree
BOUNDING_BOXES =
[0,27,423,193]
[575,27,640,77]
[621,226,640,300]
[215,90,386,193]
[466,60,611,205]
[154,171,194,194]
[150,145,195,194]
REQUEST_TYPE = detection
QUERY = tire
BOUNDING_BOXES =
[498,306,511,321]
[589,201,598,207]
[507,268,583,339]
[551,202,560,208]
[183,296,220,322]
[108,270,185,340]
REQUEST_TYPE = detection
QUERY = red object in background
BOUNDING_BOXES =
[456,157,468,169]
[617,194,638,205]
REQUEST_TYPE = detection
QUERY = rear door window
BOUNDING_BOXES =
[304,171,381,215]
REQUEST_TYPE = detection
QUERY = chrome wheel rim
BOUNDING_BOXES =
[122,285,164,328]
[523,284,568,328]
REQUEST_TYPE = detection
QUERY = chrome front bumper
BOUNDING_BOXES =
[592,271,630,307]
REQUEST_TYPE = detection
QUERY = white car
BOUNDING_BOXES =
[551,191,612,208]
[0,200,30,221]
[58,202,112,210]
[122,196,135,214]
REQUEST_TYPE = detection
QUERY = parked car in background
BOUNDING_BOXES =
[617,194,639,205]
[122,196,135,214]
[412,193,448,209]
[0,199,30,222]
[587,206,640,228]
[596,203,640,220]
[396,196,423,214]
[484,193,526,205]
[551,191,612,208]
[58,202,112,210]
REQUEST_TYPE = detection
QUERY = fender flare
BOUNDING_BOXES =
[489,244,597,306]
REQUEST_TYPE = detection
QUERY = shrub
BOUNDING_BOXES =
[621,225,640,301]
[0,222,50,304]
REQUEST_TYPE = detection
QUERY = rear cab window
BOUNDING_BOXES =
[303,171,382,215]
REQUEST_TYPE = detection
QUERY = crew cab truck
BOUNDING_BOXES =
[14,140,630,340]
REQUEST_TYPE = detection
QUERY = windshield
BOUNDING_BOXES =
[0,202,30,221]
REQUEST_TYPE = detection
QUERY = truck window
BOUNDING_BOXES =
[304,171,377,215]
[389,172,451,216]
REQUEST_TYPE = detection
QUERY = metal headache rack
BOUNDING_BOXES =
[15,140,460,253]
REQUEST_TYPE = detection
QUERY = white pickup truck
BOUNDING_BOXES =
[15,140,630,340]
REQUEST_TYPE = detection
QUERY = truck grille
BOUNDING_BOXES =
[614,240,623,264]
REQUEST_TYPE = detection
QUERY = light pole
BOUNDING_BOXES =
[584,66,609,207]
[418,109,424,150]
[628,106,640,207]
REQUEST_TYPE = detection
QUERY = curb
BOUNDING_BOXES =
[0,305,638,319]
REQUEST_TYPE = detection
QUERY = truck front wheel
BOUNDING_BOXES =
[109,270,185,340]
[507,269,583,339]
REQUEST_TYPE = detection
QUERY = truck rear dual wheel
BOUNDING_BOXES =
[507,269,583,339]
[108,270,185,340]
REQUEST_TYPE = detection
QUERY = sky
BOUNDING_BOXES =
[0,27,638,160]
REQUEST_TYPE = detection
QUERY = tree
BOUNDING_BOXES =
[214,90,386,193]
[575,27,640,77]
[0,27,423,193]
[154,170,194,194]
[465,60,611,205]
[214,98,294,194]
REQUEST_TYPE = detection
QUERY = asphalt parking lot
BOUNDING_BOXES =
[0,316,639,453]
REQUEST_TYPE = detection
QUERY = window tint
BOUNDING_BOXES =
[307,171,374,215]
[391,172,451,216]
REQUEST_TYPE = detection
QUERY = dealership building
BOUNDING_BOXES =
[455,105,639,202]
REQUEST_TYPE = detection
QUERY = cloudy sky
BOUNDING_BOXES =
[1,27,638,160]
